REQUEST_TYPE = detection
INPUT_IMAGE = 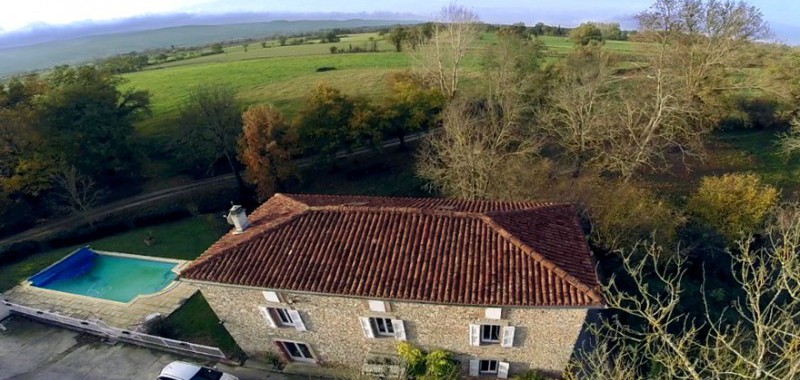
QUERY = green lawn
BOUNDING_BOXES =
[153,292,246,361]
[643,128,800,203]
[715,129,800,192]
[0,214,228,292]
[125,51,410,140]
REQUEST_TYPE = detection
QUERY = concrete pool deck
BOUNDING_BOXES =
[3,276,198,329]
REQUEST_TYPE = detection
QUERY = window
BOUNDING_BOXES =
[469,324,515,347]
[278,341,314,362]
[469,359,510,378]
[371,317,395,336]
[273,308,293,326]
[481,324,501,343]
[258,306,307,331]
[479,360,498,374]
[359,317,406,340]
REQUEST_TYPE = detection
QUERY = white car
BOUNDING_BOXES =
[157,361,239,380]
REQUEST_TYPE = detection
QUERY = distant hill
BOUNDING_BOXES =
[0,19,414,77]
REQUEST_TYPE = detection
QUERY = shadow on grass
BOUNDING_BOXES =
[151,292,246,362]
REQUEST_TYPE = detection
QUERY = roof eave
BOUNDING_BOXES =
[179,277,606,309]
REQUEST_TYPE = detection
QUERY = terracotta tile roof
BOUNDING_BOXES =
[181,193,604,307]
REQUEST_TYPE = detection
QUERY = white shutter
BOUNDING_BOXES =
[391,319,406,341]
[469,360,480,376]
[262,291,281,303]
[368,300,386,312]
[288,309,306,331]
[501,326,516,347]
[258,306,276,328]
[359,317,375,338]
[497,361,510,379]
[469,324,480,346]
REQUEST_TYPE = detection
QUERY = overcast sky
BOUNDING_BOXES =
[2,0,798,43]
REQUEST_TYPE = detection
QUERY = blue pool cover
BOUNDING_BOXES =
[29,247,96,287]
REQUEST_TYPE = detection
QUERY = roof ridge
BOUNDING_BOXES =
[308,205,499,218]
[480,213,604,304]
[283,193,553,207]
[184,194,308,270]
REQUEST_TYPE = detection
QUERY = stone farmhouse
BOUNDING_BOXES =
[180,193,604,378]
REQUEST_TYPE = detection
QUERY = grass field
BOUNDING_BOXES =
[123,32,641,142]
[126,51,409,140]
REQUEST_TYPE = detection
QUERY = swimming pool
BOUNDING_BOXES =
[29,247,178,303]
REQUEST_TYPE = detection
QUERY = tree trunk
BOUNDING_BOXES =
[223,149,246,194]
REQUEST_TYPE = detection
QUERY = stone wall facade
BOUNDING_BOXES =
[192,281,590,378]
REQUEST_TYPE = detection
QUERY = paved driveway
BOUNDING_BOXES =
[0,316,290,380]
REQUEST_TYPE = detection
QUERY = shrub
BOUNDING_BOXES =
[688,173,779,241]
[422,349,458,380]
[586,178,684,252]
[397,341,425,377]
[263,351,284,370]
[397,342,458,379]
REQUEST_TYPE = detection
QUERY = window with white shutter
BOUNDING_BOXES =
[501,326,516,347]
[469,360,480,376]
[287,309,306,331]
[360,317,405,340]
[258,306,276,328]
[469,324,480,346]
[497,361,510,379]
[391,319,406,341]
[359,316,376,338]
[260,306,306,330]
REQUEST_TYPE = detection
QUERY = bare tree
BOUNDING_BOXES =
[638,0,770,126]
[600,68,698,179]
[573,0,771,180]
[540,46,616,174]
[569,203,800,379]
[411,2,481,99]
[416,32,543,200]
[51,166,102,214]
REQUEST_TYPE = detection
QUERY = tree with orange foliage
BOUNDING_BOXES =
[239,104,296,200]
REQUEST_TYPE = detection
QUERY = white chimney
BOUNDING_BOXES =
[226,205,251,234]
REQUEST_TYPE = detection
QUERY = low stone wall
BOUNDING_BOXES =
[0,300,9,321]
[192,282,590,377]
